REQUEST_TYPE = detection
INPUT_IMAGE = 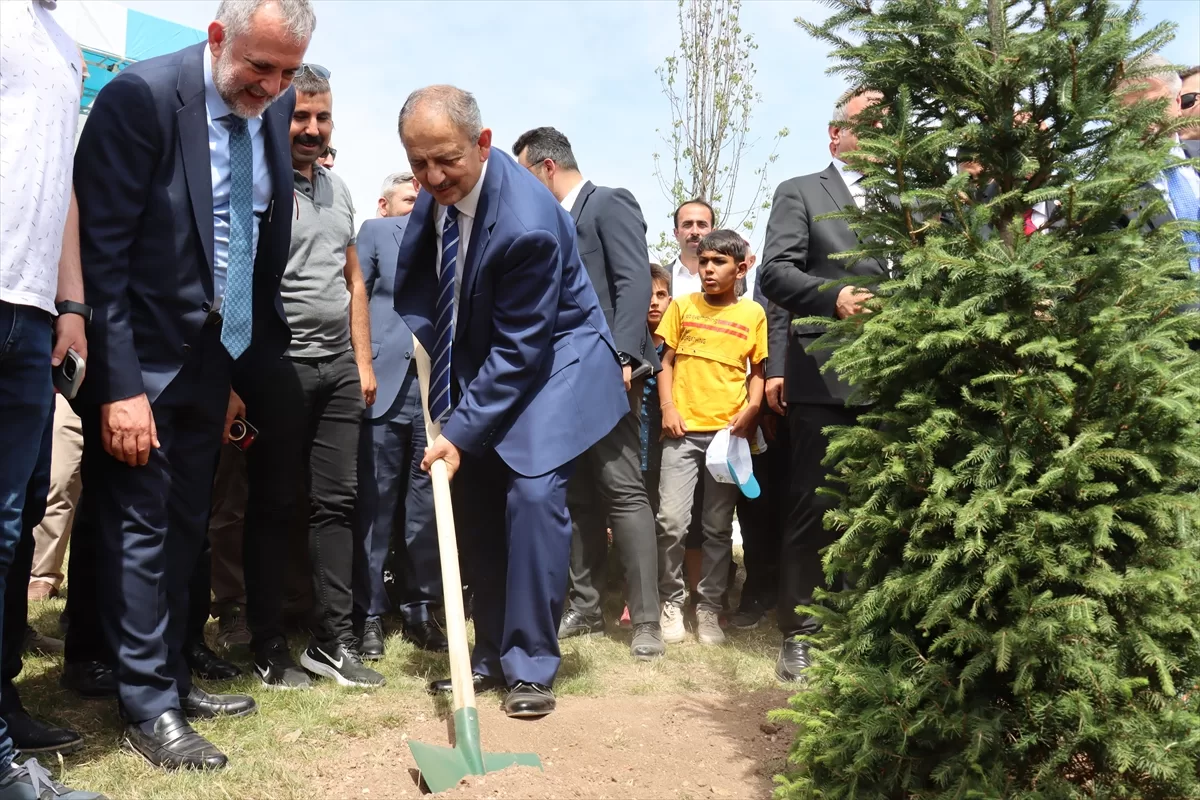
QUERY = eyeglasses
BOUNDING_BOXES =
[1182,92,1198,111]
[321,147,337,160]
[298,63,331,79]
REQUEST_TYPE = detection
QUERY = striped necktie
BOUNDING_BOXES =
[1164,165,1200,272]
[430,206,459,423]
[220,116,254,359]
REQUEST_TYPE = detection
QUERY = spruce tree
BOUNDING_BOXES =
[773,1,1200,797]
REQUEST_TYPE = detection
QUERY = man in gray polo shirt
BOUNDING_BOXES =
[240,67,384,690]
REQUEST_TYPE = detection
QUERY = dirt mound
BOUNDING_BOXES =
[308,690,793,799]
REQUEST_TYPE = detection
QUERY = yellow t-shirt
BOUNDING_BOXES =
[659,293,768,432]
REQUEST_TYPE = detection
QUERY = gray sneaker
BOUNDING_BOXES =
[215,606,251,650]
[0,757,107,799]
[696,608,725,645]
[630,623,665,660]
[300,643,386,688]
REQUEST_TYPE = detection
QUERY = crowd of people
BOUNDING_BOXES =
[1,0,1197,796]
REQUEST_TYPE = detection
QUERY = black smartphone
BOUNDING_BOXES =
[228,416,259,451]
[52,348,85,400]
[629,362,654,381]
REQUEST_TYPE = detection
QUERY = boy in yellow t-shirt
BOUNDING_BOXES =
[655,230,767,646]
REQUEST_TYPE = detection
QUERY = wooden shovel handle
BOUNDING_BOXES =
[430,458,475,714]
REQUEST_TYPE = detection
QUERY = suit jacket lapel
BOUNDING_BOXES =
[820,162,858,222]
[456,156,503,342]
[570,180,596,224]
[261,94,293,243]
[176,44,214,295]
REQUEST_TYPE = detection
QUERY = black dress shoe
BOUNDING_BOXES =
[61,660,117,698]
[2,709,83,755]
[503,682,555,718]
[405,619,448,653]
[557,608,604,640]
[776,638,811,682]
[179,686,257,719]
[360,617,385,660]
[124,710,227,771]
[427,672,505,695]
[185,642,242,681]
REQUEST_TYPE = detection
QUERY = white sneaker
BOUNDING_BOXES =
[660,603,687,644]
[696,608,725,645]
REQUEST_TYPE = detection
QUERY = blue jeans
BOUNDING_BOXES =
[0,301,54,769]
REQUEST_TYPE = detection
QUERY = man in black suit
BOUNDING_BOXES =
[71,0,313,770]
[513,127,664,660]
[759,89,886,682]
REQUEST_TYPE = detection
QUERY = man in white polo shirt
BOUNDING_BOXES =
[0,0,103,797]
[667,199,715,297]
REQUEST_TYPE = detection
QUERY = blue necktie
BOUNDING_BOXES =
[1165,164,1200,273]
[221,116,254,359]
[430,207,459,423]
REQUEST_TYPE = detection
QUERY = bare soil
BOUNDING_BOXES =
[306,689,793,800]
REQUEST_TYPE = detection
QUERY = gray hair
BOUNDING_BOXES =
[215,0,315,44]
[380,171,415,198]
[832,88,881,124]
[397,85,483,142]
[1125,53,1183,96]
[293,69,329,96]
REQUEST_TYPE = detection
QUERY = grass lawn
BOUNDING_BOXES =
[19,571,789,799]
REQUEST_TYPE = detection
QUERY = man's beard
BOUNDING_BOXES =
[213,47,279,119]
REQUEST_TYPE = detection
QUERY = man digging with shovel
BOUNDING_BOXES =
[391,84,626,731]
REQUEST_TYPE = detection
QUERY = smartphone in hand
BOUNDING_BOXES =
[52,348,85,400]
[228,416,259,451]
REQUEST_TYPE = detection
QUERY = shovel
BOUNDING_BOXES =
[407,337,543,793]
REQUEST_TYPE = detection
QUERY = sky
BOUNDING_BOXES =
[120,0,1200,258]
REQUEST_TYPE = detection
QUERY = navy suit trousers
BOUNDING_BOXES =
[75,325,228,723]
[454,450,574,688]
[354,370,441,623]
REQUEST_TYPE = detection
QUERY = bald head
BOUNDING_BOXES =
[397,85,491,206]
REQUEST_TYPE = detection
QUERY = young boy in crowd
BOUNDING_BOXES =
[655,230,767,645]
[640,263,673,510]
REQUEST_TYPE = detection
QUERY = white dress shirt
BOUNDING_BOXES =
[837,161,867,210]
[0,0,81,314]
[560,176,587,212]
[436,159,490,322]
[204,44,271,307]
[670,257,704,297]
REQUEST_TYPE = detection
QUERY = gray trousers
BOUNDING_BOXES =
[565,383,660,626]
[656,431,739,612]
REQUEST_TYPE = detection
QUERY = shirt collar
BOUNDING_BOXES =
[203,44,264,125]
[294,162,333,206]
[560,177,587,212]
[444,159,489,221]
[835,158,863,189]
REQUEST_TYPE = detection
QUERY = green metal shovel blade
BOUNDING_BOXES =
[409,707,542,794]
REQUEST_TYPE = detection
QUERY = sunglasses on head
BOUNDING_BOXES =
[1183,92,1198,111]
[298,63,331,79]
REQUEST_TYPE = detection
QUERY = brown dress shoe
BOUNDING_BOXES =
[27,581,58,602]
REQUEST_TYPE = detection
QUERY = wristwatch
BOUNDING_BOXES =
[56,300,92,325]
[617,352,633,366]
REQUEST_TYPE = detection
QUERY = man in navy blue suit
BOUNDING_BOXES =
[353,175,448,660]
[71,0,313,770]
[394,85,627,718]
